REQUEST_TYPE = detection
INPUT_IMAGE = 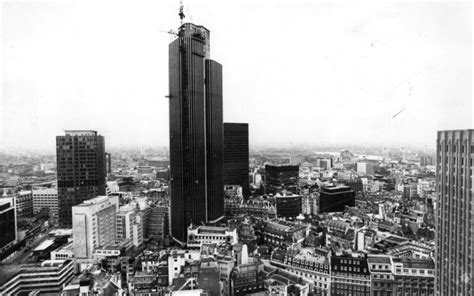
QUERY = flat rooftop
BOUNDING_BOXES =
[49,229,73,237]
[0,260,69,285]
[392,257,435,269]
[196,226,228,234]
[367,256,391,264]
[64,130,97,136]
[33,239,55,251]
[76,196,110,206]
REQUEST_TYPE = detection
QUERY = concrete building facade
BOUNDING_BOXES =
[435,130,474,295]
[72,195,119,260]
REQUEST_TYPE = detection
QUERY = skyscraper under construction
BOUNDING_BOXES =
[168,22,224,243]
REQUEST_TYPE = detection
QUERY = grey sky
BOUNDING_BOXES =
[1,0,472,151]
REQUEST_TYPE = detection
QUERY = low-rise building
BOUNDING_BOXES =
[50,242,75,261]
[0,260,75,295]
[330,255,371,296]
[392,257,435,296]
[258,219,307,249]
[187,225,238,248]
[319,186,355,214]
[368,255,394,296]
[275,193,303,219]
[271,248,330,295]
[231,257,265,296]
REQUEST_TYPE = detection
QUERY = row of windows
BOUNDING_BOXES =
[437,143,474,153]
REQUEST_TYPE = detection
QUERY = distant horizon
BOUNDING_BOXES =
[0,140,437,155]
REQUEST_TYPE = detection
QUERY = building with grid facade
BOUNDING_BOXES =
[224,123,249,197]
[72,195,119,260]
[32,188,58,219]
[56,130,106,228]
[435,129,474,295]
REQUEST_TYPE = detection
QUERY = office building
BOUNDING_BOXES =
[187,225,238,248]
[367,255,435,296]
[435,130,474,295]
[302,194,318,216]
[116,205,144,247]
[223,123,250,197]
[224,196,276,219]
[230,257,265,296]
[392,257,435,296]
[340,178,364,193]
[420,154,434,167]
[368,255,395,296]
[32,188,58,219]
[319,186,355,213]
[0,260,75,295]
[274,193,302,218]
[168,23,224,243]
[56,130,106,228]
[317,158,333,170]
[330,255,371,296]
[265,164,299,194]
[72,195,119,260]
[357,162,375,176]
[15,190,34,219]
[148,205,169,246]
[0,197,17,255]
[258,219,307,249]
[105,152,112,174]
[271,249,330,295]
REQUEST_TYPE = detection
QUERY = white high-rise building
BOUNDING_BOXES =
[32,188,58,219]
[72,195,119,260]
[357,162,375,176]
[116,205,143,247]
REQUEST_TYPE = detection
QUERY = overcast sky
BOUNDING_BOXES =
[1,0,472,151]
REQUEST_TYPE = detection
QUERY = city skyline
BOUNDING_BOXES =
[1,1,472,151]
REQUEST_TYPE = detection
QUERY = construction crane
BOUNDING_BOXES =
[162,1,186,99]
[159,0,184,39]
[159,29,178,36]
[179,0,186,25]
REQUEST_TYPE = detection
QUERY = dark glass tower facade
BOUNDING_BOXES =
[169,23,224,243]
[56,130,106,228]
[435,130,473,295]
[0,198,16,254]
[265,164,299,194]
[319,185,355,213]
[223,123,249,197]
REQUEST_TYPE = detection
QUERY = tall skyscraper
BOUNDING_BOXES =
[56,130,106,228]
[436,130,473,295]
[168,23,224,243]
[224,122,250,197]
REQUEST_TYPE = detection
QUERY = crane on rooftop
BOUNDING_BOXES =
[179,0,186,25]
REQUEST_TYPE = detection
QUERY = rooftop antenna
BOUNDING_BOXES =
[179,0,186,25]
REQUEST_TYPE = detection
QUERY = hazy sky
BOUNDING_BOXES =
[1,0,472,151]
